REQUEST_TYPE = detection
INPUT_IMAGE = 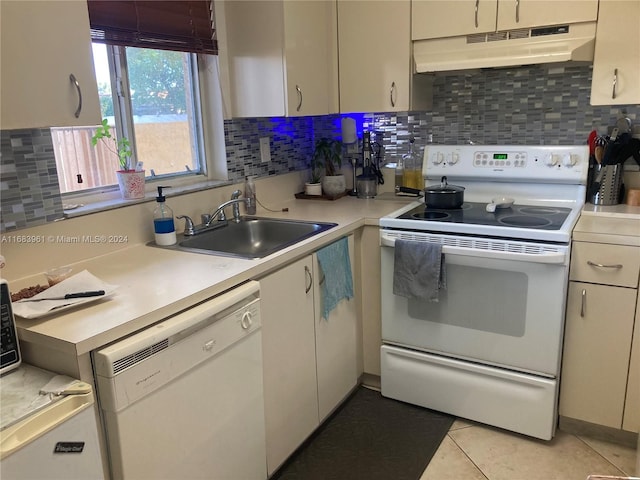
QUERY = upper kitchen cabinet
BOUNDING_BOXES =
[590,0,640,105]
[496,0,598,31]
[0,1,101,130]
[338,0,432,113]
[412,0,598,40]
[219,0,338,118]
[412,0,498,39]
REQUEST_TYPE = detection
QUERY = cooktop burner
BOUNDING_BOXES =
[397,202,572,231]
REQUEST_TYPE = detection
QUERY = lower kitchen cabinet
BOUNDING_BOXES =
[313,239,357,422]
[560,237,640,433]
[623,294,640,432]
[259,236,357,475]
[560,282,636,428]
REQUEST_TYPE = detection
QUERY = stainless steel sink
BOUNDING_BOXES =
[174,216,337,259]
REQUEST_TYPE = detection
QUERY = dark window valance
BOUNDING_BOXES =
[87,1,217,55]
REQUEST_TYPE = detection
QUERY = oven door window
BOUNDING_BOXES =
[407,263,527,337]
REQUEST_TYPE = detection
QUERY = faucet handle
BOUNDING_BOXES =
[177,215,196,236]
[231,189,242,200]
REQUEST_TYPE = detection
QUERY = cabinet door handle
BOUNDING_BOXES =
[580,288,586,317]
[296,85,302,112]
[515,0,520,23]
[587,260,623,269]
[475,0,479,27]
[390,82,396,108]
[612,68,618,100]
[70,73,82,118]
[304,265,313,293]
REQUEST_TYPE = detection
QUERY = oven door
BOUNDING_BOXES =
[380,230,570,377]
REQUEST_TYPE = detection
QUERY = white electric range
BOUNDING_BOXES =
[379,145,588,441]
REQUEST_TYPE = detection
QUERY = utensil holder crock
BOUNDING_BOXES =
[590,164,623,205]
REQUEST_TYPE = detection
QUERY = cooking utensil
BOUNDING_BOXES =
[395,186,423,197]
[588,130,597,157]
[594,145,604,164]
[486,196,515,212]
[424,176,465,209]
[18,290,106,302]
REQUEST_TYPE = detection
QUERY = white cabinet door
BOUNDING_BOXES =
[221,0,338,117]
[260,256,319,476]
[283,1,339,116]
[412,0,598,40]
[412,0,498,40]
[313,236,358,422]
[338,0,411,113]
[560,282,636,429]
[496,0,598,31]
[623,293,640,432]
[590,0,640,106]
[0,1,101,129]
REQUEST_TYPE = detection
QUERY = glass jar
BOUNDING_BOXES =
[402,138,423,190]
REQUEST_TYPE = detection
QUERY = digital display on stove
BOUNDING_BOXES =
[493,153,508,160]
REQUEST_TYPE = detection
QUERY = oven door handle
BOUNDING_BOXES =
[380,235,567,264]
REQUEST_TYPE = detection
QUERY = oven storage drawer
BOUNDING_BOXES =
[381,345,557,441]
[570,242,640,288]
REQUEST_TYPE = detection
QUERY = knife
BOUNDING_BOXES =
[19,290,106,302]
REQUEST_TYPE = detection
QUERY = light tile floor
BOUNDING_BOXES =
[420,420,638,480]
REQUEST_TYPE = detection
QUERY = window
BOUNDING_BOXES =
[52,0,219,198]
[52,43,204,194]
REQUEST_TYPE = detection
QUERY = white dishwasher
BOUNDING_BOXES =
[93,280,266,480]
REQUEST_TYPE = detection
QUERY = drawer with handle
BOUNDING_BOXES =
[570,242,640,288]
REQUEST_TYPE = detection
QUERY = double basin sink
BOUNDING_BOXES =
[162,217,337,259]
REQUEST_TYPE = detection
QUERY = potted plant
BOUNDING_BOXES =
[312,137,346,197]
[91,119,145,199]
[305,165,323,196]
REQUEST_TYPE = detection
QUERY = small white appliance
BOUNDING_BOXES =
[93,280,266,480]
[1,279,21,374]
[0,364,105,479]
[379,145,588,441]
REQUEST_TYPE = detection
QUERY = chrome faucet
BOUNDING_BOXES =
[177,190,249,236]
[205,190,247,225]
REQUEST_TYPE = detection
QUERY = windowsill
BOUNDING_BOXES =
[62,179,233,219]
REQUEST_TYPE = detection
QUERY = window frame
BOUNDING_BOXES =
[59,48,228,210]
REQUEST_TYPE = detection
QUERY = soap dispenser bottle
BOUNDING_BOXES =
[153,186,176,246]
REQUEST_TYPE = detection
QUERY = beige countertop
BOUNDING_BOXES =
[13,194,640,358]
[575,203,640,246]
[13,196,415,357]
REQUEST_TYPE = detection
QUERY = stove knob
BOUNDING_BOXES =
[432,152,445,165]
[544,153,560,167]
[448,152,460,165]
[562,154,579,167]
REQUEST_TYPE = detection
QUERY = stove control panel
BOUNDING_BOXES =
[423,145,588,183]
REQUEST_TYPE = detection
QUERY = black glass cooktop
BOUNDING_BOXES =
[397,202,573,231]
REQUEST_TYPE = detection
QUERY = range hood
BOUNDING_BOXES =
[414,22,596,73]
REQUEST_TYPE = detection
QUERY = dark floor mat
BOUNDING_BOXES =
[271,386,455,480]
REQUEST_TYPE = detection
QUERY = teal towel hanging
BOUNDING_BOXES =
[316,237,354,319]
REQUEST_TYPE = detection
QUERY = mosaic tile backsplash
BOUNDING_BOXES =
[2,64,639,231]
[0,129,64,232]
